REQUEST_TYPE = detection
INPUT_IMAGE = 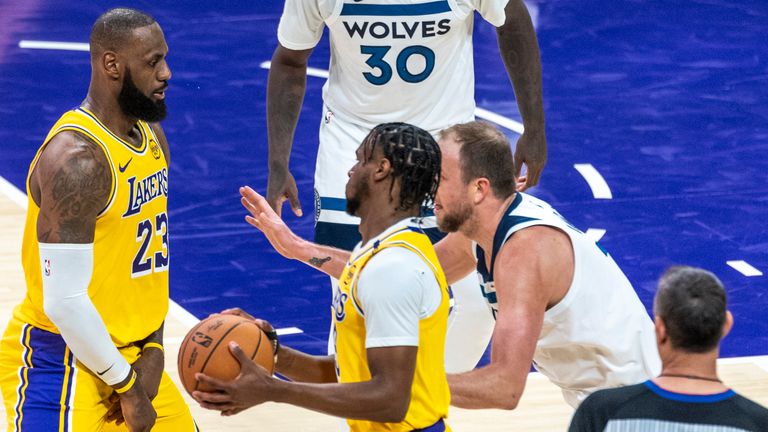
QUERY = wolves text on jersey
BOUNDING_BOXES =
[123,168,168,217]
[343,19,450,40]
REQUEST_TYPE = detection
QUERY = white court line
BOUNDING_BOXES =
[258,61,527,134]
[0,176,27,208]
[19,40,90,52]
[0,173,304,335]
[573,163,613,199]
[726,260,763,277]
[260,60,329,80]
[584,228,606,242]
[276,327,303,336]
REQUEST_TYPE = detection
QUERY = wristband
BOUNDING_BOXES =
[142,342,164,353]
[114,370,137,394]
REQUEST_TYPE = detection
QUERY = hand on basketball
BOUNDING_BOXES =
[240,186,305,260]
[193,341,274,416]
[266,165,303,217]
[220,308,281,357]
[514,129,547,191]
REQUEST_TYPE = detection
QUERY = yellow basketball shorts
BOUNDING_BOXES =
[0,316,196,431]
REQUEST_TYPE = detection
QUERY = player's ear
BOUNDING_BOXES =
[655,315,667,346]
[102,51,120,80]
[373,157,392,181]
[721,311,734,339]
[471,177,492,204]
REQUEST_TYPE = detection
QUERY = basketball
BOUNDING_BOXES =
[177,314,275,395]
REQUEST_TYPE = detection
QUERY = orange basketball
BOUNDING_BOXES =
[177,314,275,395]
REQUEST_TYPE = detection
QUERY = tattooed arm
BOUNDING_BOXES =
[31,131,111,243]
[31,131,157,430]
[239,186,350,279]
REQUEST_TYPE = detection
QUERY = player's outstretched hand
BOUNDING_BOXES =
[193,341,273,416]
[240,186,306,260]
[266,166,302,217]
[514,129,547,191]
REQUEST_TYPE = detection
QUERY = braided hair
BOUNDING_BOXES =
[362,123,441,212]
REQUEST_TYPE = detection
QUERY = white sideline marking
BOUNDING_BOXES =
[0,174,304,336]
[584,228,606,242]
[726,260,763,277]
[168,300,201,329]
[19,40,90,52]
[260,60,329,80]
[573,163,613,199]
[0,176,27,208]
[276,327,303,336]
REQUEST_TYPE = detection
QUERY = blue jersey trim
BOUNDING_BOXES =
[644,380,736,403]
[319,197,347,212]
[341,1,451,16]
[476,193,531,281]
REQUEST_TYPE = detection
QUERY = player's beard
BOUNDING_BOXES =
[345,176,370,217]
[437,200,473,233]
[118,68,167,122]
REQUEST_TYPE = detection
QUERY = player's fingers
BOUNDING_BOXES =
[526,164,543,188]
[228,341,251,366]
[288,192,303,217]
[240,197,260,217]
[514,152,524,179]
[252,319,275,332]
[106,403,121,422]
[245,215,261,229]
[223,407,246,416]
[220,308,247,318]
[195,373,227,391]
[197,400,234,412]
[192,390,233,404]
[515,175,528,192]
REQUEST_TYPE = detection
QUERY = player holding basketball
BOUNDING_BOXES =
[195,124,453,431]
[266,0,547,371]
[0,8,195,431]
[241,121,661,411]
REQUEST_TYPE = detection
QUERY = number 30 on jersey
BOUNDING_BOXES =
[361,45,435,85]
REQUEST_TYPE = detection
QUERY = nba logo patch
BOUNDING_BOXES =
[44,259,51,276]
[324,110,334,125]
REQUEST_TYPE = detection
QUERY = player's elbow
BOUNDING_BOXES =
[496,394,520,410]
[43,297,75,326]
[372,390,411,423]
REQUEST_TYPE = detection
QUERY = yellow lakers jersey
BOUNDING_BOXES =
[15,108,169,347]
[333,224,451,432]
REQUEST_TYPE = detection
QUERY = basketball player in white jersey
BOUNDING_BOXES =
[433,121,661,409]
[266,0,547,372]
[241,120,660,411]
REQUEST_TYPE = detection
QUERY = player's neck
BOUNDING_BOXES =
[358,206,418,245]
[82,90,139,143]
[654,350,726,394]
[471,193,517,253]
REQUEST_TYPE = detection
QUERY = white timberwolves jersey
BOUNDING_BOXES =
[475,193,662,407]
[278,0,508,131]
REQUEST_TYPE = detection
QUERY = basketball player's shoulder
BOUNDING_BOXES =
[39,129,109,175]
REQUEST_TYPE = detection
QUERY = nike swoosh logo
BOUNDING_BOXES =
[118,158,133,173]
[96,364,114,376]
